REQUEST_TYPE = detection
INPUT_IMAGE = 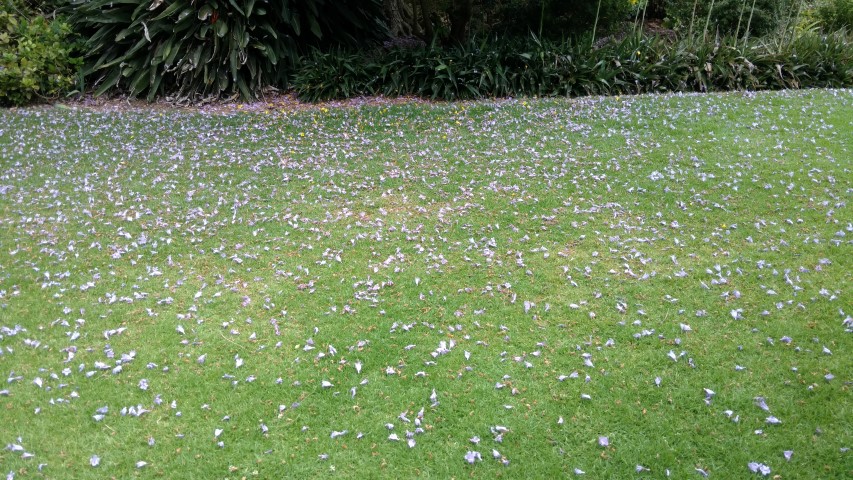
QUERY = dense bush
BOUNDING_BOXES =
[0,0,81,106]
[815,0,853,30]
[665,0,791,37]
[293,31,852,101]
[489,0,632,38]
[67,0,387,101]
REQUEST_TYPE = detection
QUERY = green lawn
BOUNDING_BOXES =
[0,90,851,479]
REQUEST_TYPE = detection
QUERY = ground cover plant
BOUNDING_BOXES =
[0,89,851,478]
[292,32,853,102]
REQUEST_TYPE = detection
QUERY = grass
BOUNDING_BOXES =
[0,89,851,479]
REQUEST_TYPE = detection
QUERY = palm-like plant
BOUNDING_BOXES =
[68,0,386,100]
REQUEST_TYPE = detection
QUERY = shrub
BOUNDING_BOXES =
[67,0,387,101]
[292,31,852,102]
[665,0,790,37]
[0,0,81,106]
[815,0,853,30]
[488,0,632,38]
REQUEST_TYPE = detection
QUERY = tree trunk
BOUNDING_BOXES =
[419,0,434,39]
[448,0,473,44]
[384,0,415,37]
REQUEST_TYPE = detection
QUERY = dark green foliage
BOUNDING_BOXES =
[292,31,852,102]
[67,0,387,101]
[665,0,790,37]
[815,0,853,30]
[0,0,81,106]
[489,0,632,38]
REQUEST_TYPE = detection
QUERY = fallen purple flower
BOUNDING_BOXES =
[464,451,482,464]
[747,462,771,476]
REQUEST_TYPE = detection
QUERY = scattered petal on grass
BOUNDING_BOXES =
[0,90,848,479]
